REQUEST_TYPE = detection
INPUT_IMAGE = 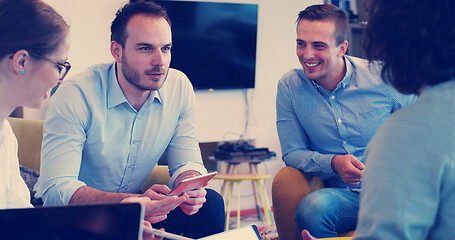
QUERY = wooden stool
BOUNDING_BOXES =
[214,173,273,231]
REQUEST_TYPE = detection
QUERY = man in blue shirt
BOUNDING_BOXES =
[276,4,415,238]
[34,2,224,238]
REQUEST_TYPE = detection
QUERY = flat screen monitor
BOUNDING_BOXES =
[154,0,258,90]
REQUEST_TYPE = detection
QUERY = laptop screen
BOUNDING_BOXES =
[0,203,143,240]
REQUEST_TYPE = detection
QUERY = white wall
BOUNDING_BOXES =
[32,0,323,211]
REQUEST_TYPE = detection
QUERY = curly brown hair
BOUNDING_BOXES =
[365,0,455,94]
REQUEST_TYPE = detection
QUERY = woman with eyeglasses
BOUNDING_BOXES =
[0,1,163,239]
[0,0,70,209]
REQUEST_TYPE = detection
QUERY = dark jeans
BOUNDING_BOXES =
[152,188,225,239]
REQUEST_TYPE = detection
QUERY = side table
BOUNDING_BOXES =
[214,173,273,231]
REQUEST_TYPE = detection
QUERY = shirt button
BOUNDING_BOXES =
[343,140,347,145]
[330,96,335,100]
[338,119,342,123]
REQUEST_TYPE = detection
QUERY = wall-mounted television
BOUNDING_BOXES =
[142,0,258,90]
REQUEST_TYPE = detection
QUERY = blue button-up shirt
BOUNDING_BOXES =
[276,56,416,188]
[34,63,207,205]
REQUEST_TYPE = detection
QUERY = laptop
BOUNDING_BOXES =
[0,203,143,240]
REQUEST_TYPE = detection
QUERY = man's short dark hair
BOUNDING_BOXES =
[365,0,455,94]
[111,1,170,47]
[297,4,348,46]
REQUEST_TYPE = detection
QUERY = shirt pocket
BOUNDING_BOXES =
[356,108,390,144]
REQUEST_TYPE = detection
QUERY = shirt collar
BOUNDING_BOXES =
[107,63,162,109]
[340,55,354,89]
[107,63,128,109]
[147,90,162,105]
[308,55,354,91]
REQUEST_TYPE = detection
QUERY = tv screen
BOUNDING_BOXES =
[154,0,258,90]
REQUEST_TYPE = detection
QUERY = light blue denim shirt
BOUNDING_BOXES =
[356,80,455,240]
[34,62,207,205]
[276,56,416,188]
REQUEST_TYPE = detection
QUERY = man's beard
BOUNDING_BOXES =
[121,53,166,91]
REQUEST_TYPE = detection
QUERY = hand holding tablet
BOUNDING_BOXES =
[167,172,217,196]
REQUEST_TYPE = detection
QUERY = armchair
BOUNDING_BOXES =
[8,117,43,172]
[7,117,170,204]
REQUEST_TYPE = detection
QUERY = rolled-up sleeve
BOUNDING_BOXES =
[166,77,207,186]
[34,83,89,205]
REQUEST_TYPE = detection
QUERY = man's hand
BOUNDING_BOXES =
[141,220,163,240]
[331,154,365,185]
[173,171,207,215]
[122,192,188,224]
[173,170,202,188]
[179,187,207,215]
[143,184,172,200]
[301,230,318,240]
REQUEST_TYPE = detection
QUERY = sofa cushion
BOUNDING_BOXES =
[19,165,43,206]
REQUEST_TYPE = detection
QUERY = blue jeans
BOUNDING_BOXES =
[295,188,359,238]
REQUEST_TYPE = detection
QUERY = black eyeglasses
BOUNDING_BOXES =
[41,57,71,80]
[29,52,71,80]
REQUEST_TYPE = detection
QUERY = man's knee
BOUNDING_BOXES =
[295,188,359,237]
[202,190,225,221]
[296,189,338,219]
[295,189,343,232]
[203,188,224,214]
[193,188,225,236]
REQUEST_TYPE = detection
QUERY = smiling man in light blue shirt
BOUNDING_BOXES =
[34,2,224,239]
[276,4,415,238]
